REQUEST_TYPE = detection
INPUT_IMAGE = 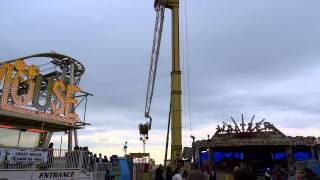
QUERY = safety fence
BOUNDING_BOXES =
[0,147,111,179]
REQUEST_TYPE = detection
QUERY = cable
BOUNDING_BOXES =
[164,98,171,167]
[39,67,55,72]
[38,62,51,67]
[184,0,192,145]
[180,1,188,146]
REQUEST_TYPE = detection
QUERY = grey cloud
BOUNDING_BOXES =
[1,0,320,141]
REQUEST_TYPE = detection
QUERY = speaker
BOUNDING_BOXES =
[183,147,194,159]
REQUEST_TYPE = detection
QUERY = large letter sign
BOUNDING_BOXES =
[0,60,81,124]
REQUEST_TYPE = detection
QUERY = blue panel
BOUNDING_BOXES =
[272,152,287,160]
[119,158,130,180]
[213,152,224,162]
[201,151,209,160]
[234,152,244,160]
[293,151,312,161]
[309,165,320,176]
[212,152,244,163]
[225,152,233,158]
[200,151,208,166]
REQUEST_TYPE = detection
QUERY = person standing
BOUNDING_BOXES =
[172,167,183,180]
[209,165,216,180]
[233,167,256,180]
[155,164,164,180]
[166,166,174,180]
[182,170,188,180]
[187,170,206,180]
[271,164,285,180]
[105,169,112,180]
[103,156,109,162]
[47,143,54,168]
[98,153,103,163]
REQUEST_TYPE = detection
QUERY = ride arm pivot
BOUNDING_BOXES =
[143,0,166,130]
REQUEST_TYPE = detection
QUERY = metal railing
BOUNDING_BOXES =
[0,147,111,179]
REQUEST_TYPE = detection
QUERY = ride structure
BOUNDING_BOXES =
[0,52,113,180]
[140,0,182,167]
[193,115,320,178]
[0,52,92,149]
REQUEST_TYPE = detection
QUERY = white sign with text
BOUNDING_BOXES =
[5,149,48,164]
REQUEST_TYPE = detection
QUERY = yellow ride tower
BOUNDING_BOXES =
[166,0,182,167]
[143,0,183,168]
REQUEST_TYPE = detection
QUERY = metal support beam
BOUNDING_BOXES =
[43,132,53,148]
[168,0,182,168]
[70,62,78,147]
[143,140,146,153]
[286,146,293,171]
[68,130,73,150]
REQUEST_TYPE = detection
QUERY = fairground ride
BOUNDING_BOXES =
[139,0,183,168]
[0,52,92,150]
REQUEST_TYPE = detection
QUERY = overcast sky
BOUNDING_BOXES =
[1,0,320,163]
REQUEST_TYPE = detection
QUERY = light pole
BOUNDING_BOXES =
[142,139,146,153]
[190,135,195,163]
[123,141,128,156]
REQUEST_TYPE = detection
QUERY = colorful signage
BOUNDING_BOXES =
[216,121,276,134]
[0,60,80,124]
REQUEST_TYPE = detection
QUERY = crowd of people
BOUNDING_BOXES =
[47,143,320,180]
[154,162,320,180]
[155,165,207,180]
[47,143,110,171]
[73,145,109,163]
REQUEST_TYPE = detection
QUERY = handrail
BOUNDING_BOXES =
[0,147,111,174]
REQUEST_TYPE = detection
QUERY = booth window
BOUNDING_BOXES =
[0,125,41,148]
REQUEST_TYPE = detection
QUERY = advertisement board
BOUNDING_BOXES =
[5,149,48,164]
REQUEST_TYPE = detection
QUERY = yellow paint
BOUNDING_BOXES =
[65,85,80,118]
[166,0,182,167]
[15,59,26,71]
[0,60,79,123]
[11,68,35,106]
[51,80,66,114]
[0,64,8,85]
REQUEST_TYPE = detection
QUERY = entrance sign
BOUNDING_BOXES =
[34,170,79,179]
[0,60,81,124]
[0,170,79,180]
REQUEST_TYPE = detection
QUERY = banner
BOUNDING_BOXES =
[6,149,48,164]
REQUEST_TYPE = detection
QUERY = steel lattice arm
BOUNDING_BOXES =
[144,1,166,130]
